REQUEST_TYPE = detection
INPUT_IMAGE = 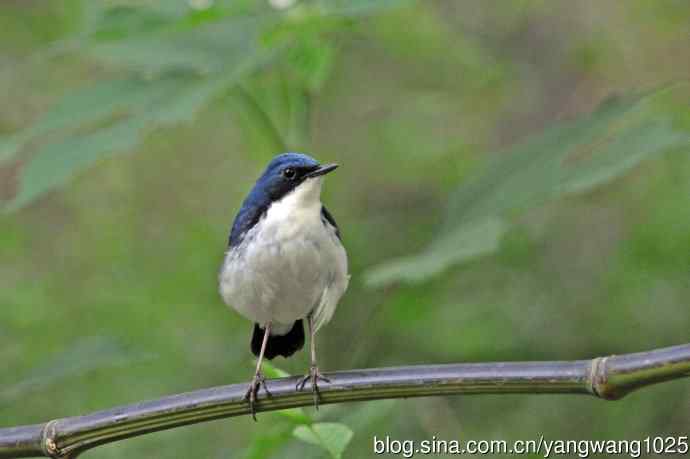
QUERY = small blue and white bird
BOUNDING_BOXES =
[219,153,349,418]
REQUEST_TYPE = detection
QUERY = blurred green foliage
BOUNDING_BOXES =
[366,85,690,285]
[1,1,689,458]
[2,0,410,211]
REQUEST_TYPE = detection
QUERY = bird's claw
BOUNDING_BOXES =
[244,372,271,421]
[296,366,330,410]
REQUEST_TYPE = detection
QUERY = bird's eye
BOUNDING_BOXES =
[283,167,296,179]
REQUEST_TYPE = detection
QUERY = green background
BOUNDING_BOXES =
[1,1,689,458]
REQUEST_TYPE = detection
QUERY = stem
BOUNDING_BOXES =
[232,85,288,153]
[1,343,688,458]
[287,87,312,151]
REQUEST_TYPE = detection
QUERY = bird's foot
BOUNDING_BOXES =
[296,365,330,410]
[244,371,271,421]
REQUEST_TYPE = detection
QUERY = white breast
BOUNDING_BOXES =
[219,177,349,335]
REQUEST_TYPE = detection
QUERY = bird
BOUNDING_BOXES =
[219,152,349,419]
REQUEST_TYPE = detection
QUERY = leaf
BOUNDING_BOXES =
[262,361,312,424]
[365,84,690,286]
[0,336,153,404]
[366,217,507,286]
[293,422,353,459]
[244,429,293,459]
[319,0,414,17]
[7,118,142,211]
[85,12,275,75]
[0,136,22,165]
[0,74,215,166]
[261,360,291,379]
[2,0,408,207]
[4,64,267,211]
[0,78,167,165]
[86,5,176,41]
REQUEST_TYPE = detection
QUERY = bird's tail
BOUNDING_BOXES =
[251,320,305,360]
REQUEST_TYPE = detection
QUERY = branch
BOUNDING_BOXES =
[1,343,689,459]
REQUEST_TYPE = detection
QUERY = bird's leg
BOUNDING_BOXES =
[296,315,330,409]
[244,322,272,421]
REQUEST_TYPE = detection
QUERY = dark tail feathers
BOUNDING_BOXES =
[251,320,305,360]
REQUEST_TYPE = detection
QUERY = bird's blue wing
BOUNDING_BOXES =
[321,206,341,240]
[228,199,269,248]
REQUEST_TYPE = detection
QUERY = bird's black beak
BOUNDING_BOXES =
[306,163,338,178]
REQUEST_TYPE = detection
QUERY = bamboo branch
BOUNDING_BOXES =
[1,343,688,459]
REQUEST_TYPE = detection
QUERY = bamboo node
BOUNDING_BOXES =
[42,420,60,458]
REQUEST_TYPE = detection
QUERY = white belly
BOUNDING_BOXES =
[219,193,348,335]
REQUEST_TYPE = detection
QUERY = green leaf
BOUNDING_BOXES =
[256,360,291,379]
[319,0,414,17]
[244,429,293,459]
[262,361,312,424]
[365,84,690,287]
[2,0,409,207]
[0,74,221,166]
[293,422,353,459]
[0,78,167,165]
[0,136,22,164]
[4,62,269,211]
[86,14,274,75]
[366,217,507,286]
[7,118,142,211]
[86,5,176,41]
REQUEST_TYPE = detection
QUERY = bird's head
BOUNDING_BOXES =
[228,153,338,247]
[253,153,338,203]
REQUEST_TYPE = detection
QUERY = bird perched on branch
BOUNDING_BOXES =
[219,153,349,419]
